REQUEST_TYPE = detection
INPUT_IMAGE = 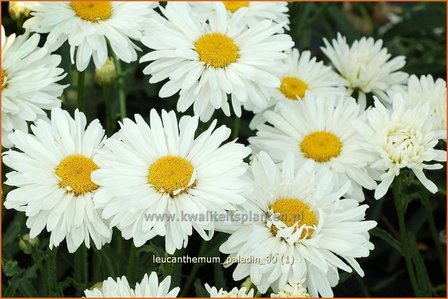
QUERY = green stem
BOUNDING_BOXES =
[77,71,86,112]
[421,192,446,277]
[114,57,126,120]
[180,241,207,297]
[393,178,419,296]
[32,250,47,294]
[16,18,24,34]
[115,229,124,273]
[126,244,138,284]
[47,248,58,296]
[95,248,117,279]
[74,246,88,294]
[103,86,113,136]
[356,274,370,297]
[232,116,241,140]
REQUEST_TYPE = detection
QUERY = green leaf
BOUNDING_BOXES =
[17,279,38,297]
[325,6,361,41]
[371,227,402,253]
[339,271,354,284]
[409,234,432,296]
[371,269,405,292]
[213,262,226,289]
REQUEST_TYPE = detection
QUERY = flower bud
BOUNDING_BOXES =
[19,234,39,254]
[95,57,117,86]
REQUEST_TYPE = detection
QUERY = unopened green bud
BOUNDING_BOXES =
[95,57,117,86]
[19,234,39,254]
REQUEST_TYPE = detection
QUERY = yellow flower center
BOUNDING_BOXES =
[1,70,8,89]
[55,155,99,196]
[279,76,308,100]
[71,1,112,22]
[222,1,249,13]
[271,197,318,239]
[300,131,342,163]
[148,156,194,196]
[195,33,239,68]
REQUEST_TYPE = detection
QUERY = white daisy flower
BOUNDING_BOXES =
[3,108,112,253]
[84,272,180,297]
[398,74,446,139]
[270,282,310,298]
[92,109,250,254]
[188,1,289,31]
[249,94,378,201]
[1,26,66,148]
[220,152,377,297]
[249,48,347,129]
[23,1,158,71]
[140,3,293,121]
[355,94,446,199]
[205,284,254,297]
[321,33,408,108]
[274,49,347,102]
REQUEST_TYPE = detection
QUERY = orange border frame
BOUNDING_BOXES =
[0,1,446,298]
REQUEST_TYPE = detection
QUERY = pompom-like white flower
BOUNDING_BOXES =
[355,94,446,199]
[249,94,378,201]
[23,1,158,71]
[321,33,408,108]
[188,1,289,31]
[270,282,310,298]
[140,3,293,121]
[92,109,250,254]
[84,272,180,297]
[249,48,346,129]
[205,284,254,298]
[398,74,446,139]
[3,108,111,252]
[220,152,376,297]
[1,26,66,148]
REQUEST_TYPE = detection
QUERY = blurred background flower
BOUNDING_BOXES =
[1,2,446,297]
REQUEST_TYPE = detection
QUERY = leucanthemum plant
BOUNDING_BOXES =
[84,272,180,297]
[1,26,67,148]
[23,1,158,71]
[274,49,347,103]
[321,33,408,109]
[140,2,293,121]
[1,2,446,298]
[249,48,347,129]
[220,152,376,297]
[250,94,378,201]
[396,74,447,139]
[3,108,112,252]
[355,94,446,199]
[92,109,250,254]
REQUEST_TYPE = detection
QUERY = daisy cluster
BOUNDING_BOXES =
[2,1,446,298]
